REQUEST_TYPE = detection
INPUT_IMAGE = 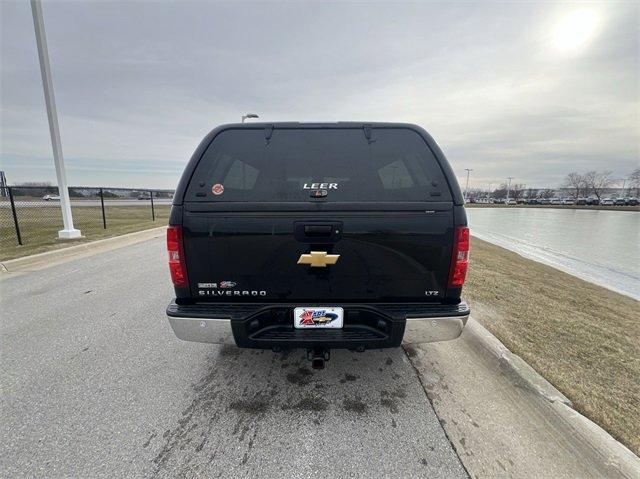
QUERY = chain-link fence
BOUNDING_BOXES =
[1,186,174,259]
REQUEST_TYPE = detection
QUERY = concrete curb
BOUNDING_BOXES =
[464,318,572,406]
[461,318,640,477]
[0,226,166,276]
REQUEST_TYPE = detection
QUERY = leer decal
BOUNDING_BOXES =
[302,183,338,190]
[212,183,224,195]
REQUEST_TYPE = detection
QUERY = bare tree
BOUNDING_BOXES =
[465,187,482,201]
[629,168,640,196]
[492,183,508,199]
[563,172,585,198]
[511,183,526,200]
[539,189,555,199]
[583,171,613,200]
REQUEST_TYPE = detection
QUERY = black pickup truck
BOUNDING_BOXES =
[166,122,470,368]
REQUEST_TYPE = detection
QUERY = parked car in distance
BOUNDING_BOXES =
[137,194,151,200]
[504,198,516,205]
[165,122,471,369]
[624,197,639,206]
[586,197,600,205]
[550,198,562,205]
[576,197,587,205]
[539,198,551,205]
[42,195,60,201]
[561,197,576,205]
[601,198,615,206]
[614,198,626,206]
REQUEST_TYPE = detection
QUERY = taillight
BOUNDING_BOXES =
[448,226,470,287]
[167,225,188,287]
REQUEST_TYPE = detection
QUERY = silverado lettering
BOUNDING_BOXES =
[198,290,267,296]
[166,122,470,368]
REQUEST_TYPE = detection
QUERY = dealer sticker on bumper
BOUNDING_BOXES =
[294,307,344,329]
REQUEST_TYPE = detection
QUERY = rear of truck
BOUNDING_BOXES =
[166,123,469,364]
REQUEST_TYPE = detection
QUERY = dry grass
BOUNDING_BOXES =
[1,205,170,261]
[466,237,640,455]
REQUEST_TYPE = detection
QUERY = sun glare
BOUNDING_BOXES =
[553,9,600,53]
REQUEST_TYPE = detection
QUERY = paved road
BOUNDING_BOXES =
[0,237,467,478]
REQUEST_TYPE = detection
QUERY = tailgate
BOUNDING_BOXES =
[182,204,453,302]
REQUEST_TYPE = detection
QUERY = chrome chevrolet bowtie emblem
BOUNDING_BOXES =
[297,251,340,268]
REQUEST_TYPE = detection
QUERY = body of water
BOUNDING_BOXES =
[466,208,640,300]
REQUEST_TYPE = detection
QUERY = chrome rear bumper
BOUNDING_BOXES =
[166,301,469,346]
[401,315,468,345]
[168,316,234,344]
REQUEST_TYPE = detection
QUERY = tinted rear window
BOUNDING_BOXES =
[185,128,451,202]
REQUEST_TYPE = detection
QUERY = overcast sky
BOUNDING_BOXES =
[1,1,638,189]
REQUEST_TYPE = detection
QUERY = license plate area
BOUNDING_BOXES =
[294,307,344,329]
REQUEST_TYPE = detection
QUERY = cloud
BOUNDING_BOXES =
[1,1,638,189]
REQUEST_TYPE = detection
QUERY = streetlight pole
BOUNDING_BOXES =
[464,168,473,201]
[31,0,81,239]
[506,177,514,204]
[241,113,259,123]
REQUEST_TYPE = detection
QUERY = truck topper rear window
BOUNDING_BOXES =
[185,128,452,202]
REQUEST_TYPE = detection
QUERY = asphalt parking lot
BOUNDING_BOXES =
[0,237,467,478]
